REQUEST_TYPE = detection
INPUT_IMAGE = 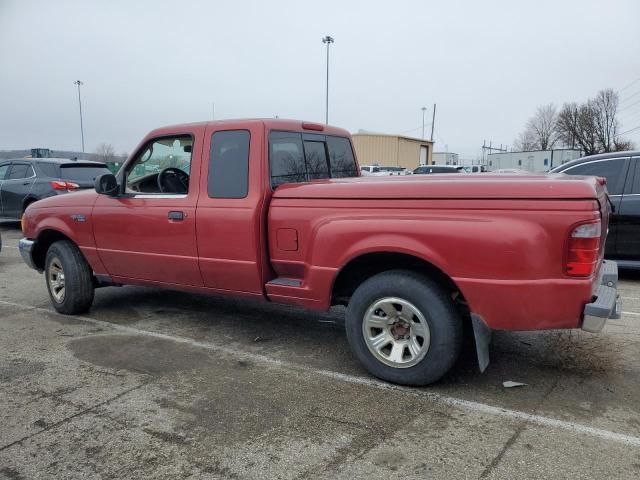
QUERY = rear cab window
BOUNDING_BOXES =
[269,131,358,188]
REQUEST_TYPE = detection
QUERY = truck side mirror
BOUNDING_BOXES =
[94,173,120,196]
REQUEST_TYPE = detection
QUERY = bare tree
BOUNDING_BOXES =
[593,89,619,152]
[614,138,635,151]
[556,89,634,155]
[95,143,116,163]
[557,102,599,155]
[514,103,558,151]
[513,128,538,151]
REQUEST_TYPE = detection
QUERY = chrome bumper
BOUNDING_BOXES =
[582,260,621,333]
[19,238,39,271]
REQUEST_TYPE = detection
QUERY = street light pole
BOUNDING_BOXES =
[421,106,427,139]
[322,35,334,124]
[73,80,85,153]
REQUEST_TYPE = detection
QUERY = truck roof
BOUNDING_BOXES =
[146,119,352,138]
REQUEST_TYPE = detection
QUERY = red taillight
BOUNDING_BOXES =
[50,180,79,191]
[566,222,601,277]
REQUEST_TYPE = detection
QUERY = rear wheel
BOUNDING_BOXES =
[45,240,95,314]
[345,270,462,386]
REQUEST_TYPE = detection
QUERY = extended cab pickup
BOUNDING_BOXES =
[19,119,621,385]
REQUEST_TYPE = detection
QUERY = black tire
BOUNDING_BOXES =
[345,270,463,386]
[45,240,95,314]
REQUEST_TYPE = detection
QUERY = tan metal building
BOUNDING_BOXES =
[351,133,433,170]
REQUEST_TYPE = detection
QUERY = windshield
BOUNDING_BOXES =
[60,164,111,182]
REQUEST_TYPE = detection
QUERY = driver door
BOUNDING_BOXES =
[93,130,204,286]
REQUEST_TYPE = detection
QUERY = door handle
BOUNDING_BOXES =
[168,211,185,221]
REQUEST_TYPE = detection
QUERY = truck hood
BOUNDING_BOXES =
[31,189,99,209]
[272,174,606,200]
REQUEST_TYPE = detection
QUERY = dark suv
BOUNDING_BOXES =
[550,150,640,267]
[0,158,111,220]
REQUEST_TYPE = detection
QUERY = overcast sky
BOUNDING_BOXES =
[1,0,639,157]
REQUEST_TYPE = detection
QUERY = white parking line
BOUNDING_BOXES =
[622,311,640,316]
[1,298,640,448]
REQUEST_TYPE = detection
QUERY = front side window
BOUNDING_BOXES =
[7,164,34,179]
[125,136,193,194]
[209,130,250,198]
[269,131,358,188]
[0,164,10,180]
[564,158,629,195]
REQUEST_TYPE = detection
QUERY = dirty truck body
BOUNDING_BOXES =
[19,119,620,385]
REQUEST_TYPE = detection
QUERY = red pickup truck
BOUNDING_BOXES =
[19,119,620,385]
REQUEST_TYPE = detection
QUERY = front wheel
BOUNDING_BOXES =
[45,240,95,314]
[345,270,463,386]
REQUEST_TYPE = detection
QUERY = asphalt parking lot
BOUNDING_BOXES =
[1,222,639,479]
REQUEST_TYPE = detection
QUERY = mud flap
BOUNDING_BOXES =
[471,314,491,372]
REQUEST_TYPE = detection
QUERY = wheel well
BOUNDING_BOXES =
[22,196,38,212]
[32,230,73,270]
[331,252,465,306]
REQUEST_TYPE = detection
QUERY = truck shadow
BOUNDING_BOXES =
[91,285,632,390]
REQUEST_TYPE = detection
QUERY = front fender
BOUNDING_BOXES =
[29,207,107,275]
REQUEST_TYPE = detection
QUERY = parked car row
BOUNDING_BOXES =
[360,165,412,176]
[550,150,640,268]
[0,158,111,220]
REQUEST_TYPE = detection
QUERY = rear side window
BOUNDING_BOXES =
[270,132,307,187]
[7,164,34,179]
[631,157,640,194]
[269,131,358,188]
[60,165,111,182]
[563,158,629,195]
[0,164,9,180]
[327,136,358,178]
[37,162,60,178]
[209,130,250,198]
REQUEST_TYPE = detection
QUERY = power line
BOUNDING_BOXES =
[616,125,640,137]
[397,124,432,135]
[620,88,640,105]
[620,76,640,93]
[619,98,640,112]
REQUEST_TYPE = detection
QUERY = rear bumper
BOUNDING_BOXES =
[19,238,39,272]
[582,260,620,333]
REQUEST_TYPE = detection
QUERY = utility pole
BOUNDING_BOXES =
[322,35,334,124]
[421,106,427,139]
[430,103,436,142]
[481,139,507,162]
[73,80,85,153]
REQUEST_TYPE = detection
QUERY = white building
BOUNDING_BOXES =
[432,152,459,165]
[487,149,582,172]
